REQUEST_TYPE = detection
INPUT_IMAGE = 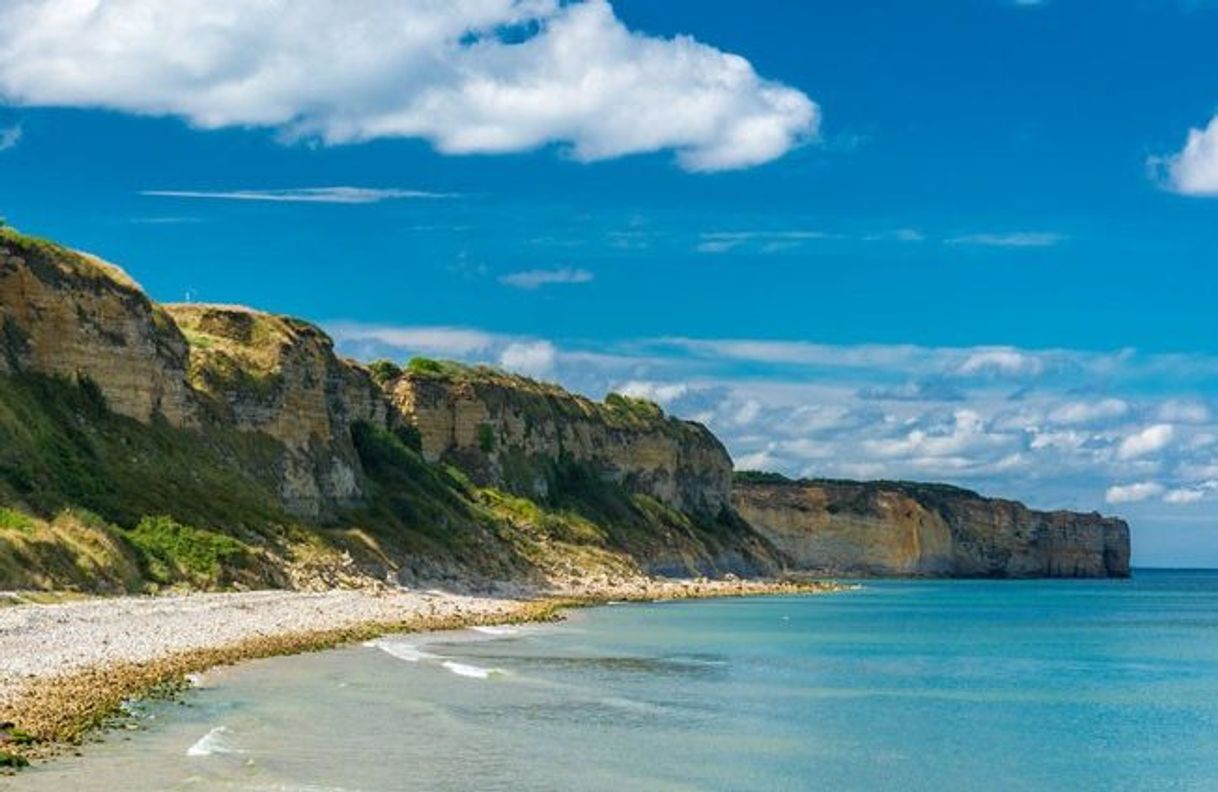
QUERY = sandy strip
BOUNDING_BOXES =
[0,578,839,766]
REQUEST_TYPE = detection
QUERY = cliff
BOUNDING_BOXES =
[387,363,732,515]
[733,476,1131,578]
[167,304,391,519]
[0,227,780,590]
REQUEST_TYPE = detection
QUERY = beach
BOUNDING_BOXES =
[0,577,836,767]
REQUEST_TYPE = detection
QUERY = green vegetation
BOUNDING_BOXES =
[733,470,793,484]
[0,507,35,533]
[367,359,402,385]
[406,356,447,376]
[477,423,497,453]
[127,516,251,588]
[604,392,665,422]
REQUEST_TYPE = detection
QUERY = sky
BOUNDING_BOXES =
[1,0,1217,566]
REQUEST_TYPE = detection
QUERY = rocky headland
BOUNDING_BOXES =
[734,474,1131,578]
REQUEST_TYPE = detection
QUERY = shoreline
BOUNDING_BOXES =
[0,578,841,770]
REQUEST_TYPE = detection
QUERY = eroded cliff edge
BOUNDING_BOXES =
[734,475,1131,578]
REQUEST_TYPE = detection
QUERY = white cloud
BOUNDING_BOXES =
[1106,481,1164,504]
[1160,115,1218,196]
[328,323,495,356]
[1117,424,1175,460]
[499,340,557,377]
[696,230,833,254]
[1164,487,1205,504]
[1048,399,1128,426]
[617,381,689,405]
[499,268,594,289]
[1158,399,1210,424]
[946,232,1064,248]
[0,0,817,172]
[955,348,1046,378]
[0,124,20,151]
[141,187,451,204]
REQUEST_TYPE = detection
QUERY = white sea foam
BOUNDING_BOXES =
[186,725,242,757]
[470,625,520,636]
[600,696,664,715]
[364,639,441,663]
[442,661,504,679]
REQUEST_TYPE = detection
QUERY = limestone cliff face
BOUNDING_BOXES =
[0,231,196,425]
[734,478,1131,578]
[389,370,732,515]
[166,305,391,518]
[0,230,392,519]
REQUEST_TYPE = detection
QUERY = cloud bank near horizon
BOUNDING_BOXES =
[327,322,1218,524]
[0,0,817,171]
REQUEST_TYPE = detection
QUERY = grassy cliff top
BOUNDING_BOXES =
[0,226,143,293]
[166,304,332,379]
[734,470,983,500]
[394,357,705,434]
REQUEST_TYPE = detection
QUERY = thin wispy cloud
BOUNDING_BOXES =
[946,232,1065,248]
[499,268,595,290]
[696,230,834,254]
[140,187,453,204]
[0,124,21,151]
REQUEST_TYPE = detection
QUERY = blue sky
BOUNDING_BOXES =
[1,0,1217,565]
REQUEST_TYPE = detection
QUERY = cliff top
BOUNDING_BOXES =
[0,227,144,294]
[389,356,702,435]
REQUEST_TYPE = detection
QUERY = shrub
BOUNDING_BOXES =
[127,515,247,586]
[407,357,445,376]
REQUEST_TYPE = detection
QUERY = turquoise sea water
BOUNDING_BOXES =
[10,571,1218,791]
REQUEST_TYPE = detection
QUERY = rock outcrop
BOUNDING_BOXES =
[0,230,392,519]
[734,477,1131,578]
[0,231,196,426]
[388,368,732,515]
[166,305,391,518]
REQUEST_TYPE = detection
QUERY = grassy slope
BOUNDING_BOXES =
[0,371,763,591]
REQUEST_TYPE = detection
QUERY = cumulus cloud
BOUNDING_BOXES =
[1106,482,1165,504]
[1159,115,1218,196]
[499,268,594,289]
[141,187,451,204]
[617,381,689,405]
[0,124,20,151]
[955,348,1046,378]
[0,0,817,171]
[1116,424,1175,460]
[499,340,557,377]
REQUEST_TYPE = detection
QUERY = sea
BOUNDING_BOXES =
[9,570,1218,791]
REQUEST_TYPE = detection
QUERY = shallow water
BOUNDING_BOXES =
[9,571,1218,791]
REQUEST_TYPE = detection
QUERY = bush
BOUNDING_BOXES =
[407,357,445,376]
[126,515,247,586]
